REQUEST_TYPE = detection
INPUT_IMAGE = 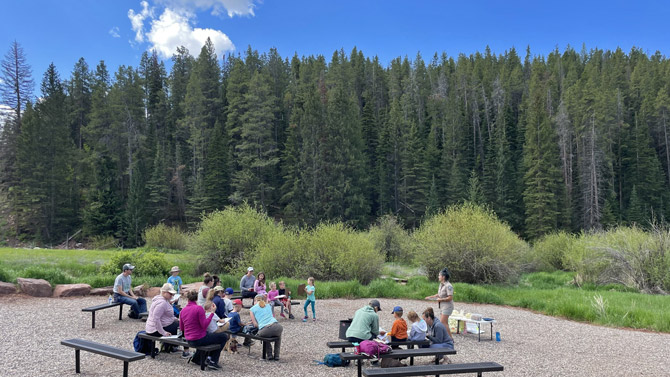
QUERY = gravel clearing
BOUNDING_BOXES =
[1,294,669,376]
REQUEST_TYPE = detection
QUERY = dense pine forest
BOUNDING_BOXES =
[1,39,670,246]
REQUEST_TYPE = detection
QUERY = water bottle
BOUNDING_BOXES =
[495,331,501,342]
[353,343,360,355]
[108,294,113,304]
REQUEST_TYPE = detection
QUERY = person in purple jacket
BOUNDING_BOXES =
[145,283,192,358]
[179,289,228,370]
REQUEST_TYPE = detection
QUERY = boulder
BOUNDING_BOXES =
[181,282,203,293]
[53,283,91,297]
[133,285,148,297]
[90,286,114,296]
[0,282,17,295]
[145,287,161,297]
[17,278,52,297]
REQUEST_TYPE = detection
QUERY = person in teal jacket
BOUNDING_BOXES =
[345,299,382,343]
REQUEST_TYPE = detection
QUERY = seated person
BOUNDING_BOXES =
[278,281,294,319]
[113,263,147,318]
[240,267,257,299]
[380,306,407,348]
[179,289,228,370]
[345,299,382,343]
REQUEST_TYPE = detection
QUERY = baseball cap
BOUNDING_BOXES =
[233,299,243,306]
[369,299,382,311]
[160,283,177,295]
[391,306,403,314]
[224,287,234,295]
[122,263,135,271]
[213,286,224,292]
[247,267,254,272]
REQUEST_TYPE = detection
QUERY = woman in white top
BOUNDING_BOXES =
[425,268,454,339]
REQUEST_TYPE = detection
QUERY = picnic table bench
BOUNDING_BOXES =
[81,302,124,328]
[222,330,280,359]
[61,338,145,377]
[137,333,220,371]
[341,347,457,377]
[362,361,504,377]
[326,339,430,352]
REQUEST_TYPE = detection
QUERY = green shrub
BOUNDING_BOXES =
[413,203,529,284]
[144,223,189,251]
[532,232,577,271]
[87,235,120,250]
[368,215,415,263]
[100,250,170,277]
[252,223,384,284]
[22,266,73,286]
[0,263,13,282]
[191,204,281,274]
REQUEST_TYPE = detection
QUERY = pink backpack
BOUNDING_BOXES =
[358,340,392,358]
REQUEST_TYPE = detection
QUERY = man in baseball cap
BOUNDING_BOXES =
[345,299,383,343]
[240,267,257,300]
[113,263,147,318]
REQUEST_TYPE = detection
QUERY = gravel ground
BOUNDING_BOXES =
[1,294,669,376]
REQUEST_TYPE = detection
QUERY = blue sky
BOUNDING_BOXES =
[1,0,669,89]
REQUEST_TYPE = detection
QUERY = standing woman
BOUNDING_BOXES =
[425,268,454,339]
[249,295,283,361]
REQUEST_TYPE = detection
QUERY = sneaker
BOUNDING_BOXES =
[313,318,316,322]
[280,313,286,319]
[302,316,308,322]
[181,351,192,359]
[288,314,295,320]
[206,360,222,370]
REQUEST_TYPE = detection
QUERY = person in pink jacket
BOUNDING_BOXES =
[179,289,228,370]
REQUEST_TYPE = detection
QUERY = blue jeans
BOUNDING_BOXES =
[114,294,147,317]
[189,332,228,364]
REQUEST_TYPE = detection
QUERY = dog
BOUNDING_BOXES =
[224,337,238,354]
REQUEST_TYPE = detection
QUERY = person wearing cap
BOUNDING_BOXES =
[240,267,257,299]
[113,263,147,318]
[167,266,183,294]
[227,299,253,347]
[381,306,408,348]
[223,288,235,315]
[345,299,382,343]
[146,283,179,336]
[208,286,227,319]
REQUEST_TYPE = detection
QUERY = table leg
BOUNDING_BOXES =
[123,361,129,377]
[119,304,123,320]
[490,323,493,340]
[410,356,414,366]
[75,349,80,373]
[456,320,461,334]
[357,359,362,377]
[91,312,96,329]
[478,323,481,342]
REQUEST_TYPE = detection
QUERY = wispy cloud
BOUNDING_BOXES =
[128,1,154,43]
[157,0,257,18]
[128,0,252,58]
[109,26,121,38]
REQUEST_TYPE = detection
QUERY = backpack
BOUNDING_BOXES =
[133,331,153,355]
[322,353,350,367]
[358,340,392,358]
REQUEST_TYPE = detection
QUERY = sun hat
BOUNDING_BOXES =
[122,263,135,271]
[224,287,234,295]
[160,283,177,294]
[391,306,403,314]
[170,266,181,273]
[213,286,224,292]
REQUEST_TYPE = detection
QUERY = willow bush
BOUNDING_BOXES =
[413,203,529,284]
[144,223,189,251]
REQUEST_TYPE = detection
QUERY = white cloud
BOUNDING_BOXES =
[128,1,153,43]
[145,7,234,58]
[109,26,121,38]
[157,0,257,18]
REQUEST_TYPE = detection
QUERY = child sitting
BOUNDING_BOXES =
[407,310,427,341]
[228,299,253,347]
[278,281,294,319]
[203,301,227,334]
[267,282,287,319]
[381,306,408,348]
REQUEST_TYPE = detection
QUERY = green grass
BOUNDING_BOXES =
[2,248,669,333]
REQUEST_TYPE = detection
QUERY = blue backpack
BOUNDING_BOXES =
[322,353,350,367]
[133,331,153,355]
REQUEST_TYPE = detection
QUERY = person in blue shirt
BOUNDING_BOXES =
[250,295,283,361]
[227,299,252,347]
[302,277,316,322]
[167,266,183,316]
